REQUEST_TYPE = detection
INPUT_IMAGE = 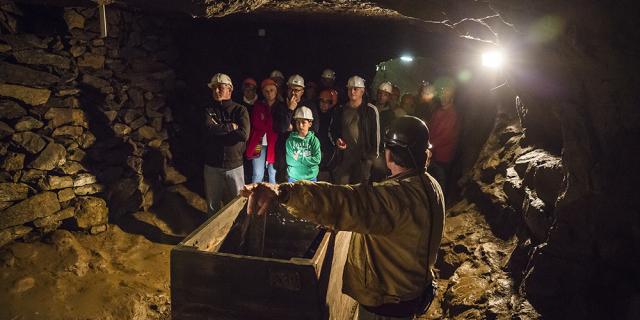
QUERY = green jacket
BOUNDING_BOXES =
[285,131,321,180]
[279,170,445,307]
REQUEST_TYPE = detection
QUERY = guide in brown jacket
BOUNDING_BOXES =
[242,116,445,319]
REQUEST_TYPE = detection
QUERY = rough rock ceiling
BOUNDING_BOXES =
[17,0,510,46]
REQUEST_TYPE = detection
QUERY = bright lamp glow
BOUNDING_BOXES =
[482,51,504,69]
[400,55,414,62]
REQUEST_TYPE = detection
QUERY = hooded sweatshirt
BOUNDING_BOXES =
[285,130,321,180]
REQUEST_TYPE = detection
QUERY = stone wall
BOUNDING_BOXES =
[0,2,185,247]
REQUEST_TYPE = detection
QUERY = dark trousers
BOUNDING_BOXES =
[332,152,372,185]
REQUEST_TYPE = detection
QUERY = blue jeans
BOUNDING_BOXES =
[252,146,276,184]
[203,165,244,216]
[288,177,317,182]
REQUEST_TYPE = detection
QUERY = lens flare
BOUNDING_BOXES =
[400,55,414,62]
[482,51,504,69]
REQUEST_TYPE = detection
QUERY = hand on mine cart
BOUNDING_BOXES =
[240,183,279,216]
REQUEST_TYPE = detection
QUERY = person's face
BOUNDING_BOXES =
[212,84,232,102]
[347,87,364,102]
[262,85,277,103]
[288,85,304,100]
[391,89,400,104]
[401,95,415,108]
[321,77,334,87]
[319,96,333,112]
[295,119,311,135]
[420,86,435,101]
[377,90,391,105]
[243,85,256,99]
[441,87,455,104]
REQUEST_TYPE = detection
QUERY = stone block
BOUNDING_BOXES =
[89,224,107,234]
[59,161,85,175]
[0,225,32,248]
[0,121,14,139]
[56,88,80,97]
[44,108,88,128]
[113,123,131,137]
[163,165,187,185]
[129,116,147,130]
[69,45,86,57]
[0,83,51,106]
[78,132,96,149]
[38,175,74,190]
[134,125,157,141]
[1,152,24,172]
[81,74,110,90]
[73,196,108,229]
[0,191,60,229]
[0,34,48,51]
[63,9,85,30]
[0,61,61,87]
[77,53,105,69]
[74,183,104,195]
[11,131,46,154]
[66,147,86,162]
[33,207,75,228]
[12,49,70,69]
[52,125,83,137]
[18,169,43,184]
[0,182,30,202]
[14,116,44,131]
[57,188,75,202]
[28,142,66,171]
[73,173,97,187]
[0,100,26,119]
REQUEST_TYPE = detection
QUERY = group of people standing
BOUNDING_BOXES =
[201,68,459,216]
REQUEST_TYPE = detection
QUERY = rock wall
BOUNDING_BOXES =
[462,1,640,318]
[0,2,186,247]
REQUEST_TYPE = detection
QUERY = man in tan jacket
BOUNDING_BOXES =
[242,116,445,319]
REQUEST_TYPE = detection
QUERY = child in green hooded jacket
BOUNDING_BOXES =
[286,106,321,182]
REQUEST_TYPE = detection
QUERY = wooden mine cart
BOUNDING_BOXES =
[171,197,357,320]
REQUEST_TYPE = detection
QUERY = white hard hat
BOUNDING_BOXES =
[321,69,336,79]
[378,81,393,94]
[208,73,233,89]
[293,106,314,120]
[347,76,365,88]
[287,74,305,88]
[270,70,284,79]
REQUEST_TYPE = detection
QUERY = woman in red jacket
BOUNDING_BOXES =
[245,79,280,183]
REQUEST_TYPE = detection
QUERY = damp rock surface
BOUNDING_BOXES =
[0,225,172,320]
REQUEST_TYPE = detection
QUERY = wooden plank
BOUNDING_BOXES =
[171,248,321,320]
[324,231,358,320]
[181,196,246,252]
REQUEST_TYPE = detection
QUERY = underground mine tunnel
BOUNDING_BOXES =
[0,0,638,319]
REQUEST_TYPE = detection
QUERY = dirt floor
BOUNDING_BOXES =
[0,197,538,320]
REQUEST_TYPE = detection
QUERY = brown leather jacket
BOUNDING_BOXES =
[279,169,445,307]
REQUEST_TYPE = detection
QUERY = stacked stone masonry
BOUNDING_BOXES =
[0,2,186,247]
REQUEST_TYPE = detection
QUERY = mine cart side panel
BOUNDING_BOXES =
[324,231,358,320]
[171,248,322,320]
[181,197,247,252]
